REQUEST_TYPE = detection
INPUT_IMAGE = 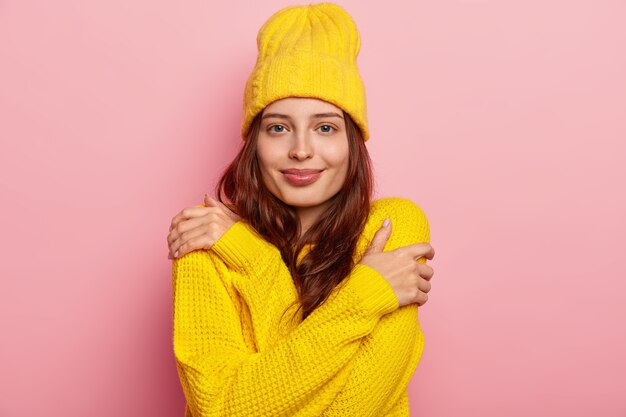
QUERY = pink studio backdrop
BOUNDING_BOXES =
[1,0,624,416]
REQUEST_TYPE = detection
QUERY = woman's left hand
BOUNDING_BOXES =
[167,194,241,259]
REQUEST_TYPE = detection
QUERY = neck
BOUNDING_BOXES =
[296,203,329,238]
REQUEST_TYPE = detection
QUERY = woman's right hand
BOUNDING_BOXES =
[359,218,435,308]
[167,194,241,259]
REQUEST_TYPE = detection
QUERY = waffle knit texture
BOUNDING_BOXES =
[241,3,370,141]
[171,197,430,416]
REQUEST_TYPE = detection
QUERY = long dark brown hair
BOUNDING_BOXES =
[215,106,374,321]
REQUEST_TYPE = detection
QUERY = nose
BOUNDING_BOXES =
[288,133,313,161]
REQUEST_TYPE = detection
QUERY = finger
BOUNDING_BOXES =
[416,263,434,281]
[364,218,392,255]
[168,215,211,247]
[417,276,432,293]
[400,242,435,262]
[171,224,210,258]
[176,233,214,258]
[416,291,429,306]
[170,206,211,232]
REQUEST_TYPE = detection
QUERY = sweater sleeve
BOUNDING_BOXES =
[321,197,431,417]
[172,244,399,417]
[207,219,279,275]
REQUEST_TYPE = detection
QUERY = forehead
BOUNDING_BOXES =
[263,97,342,115]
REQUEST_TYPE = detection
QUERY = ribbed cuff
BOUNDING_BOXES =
[211,220,278,272]
[344,263,399,316]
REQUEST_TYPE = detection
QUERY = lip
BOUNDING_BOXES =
[280,169,324,186]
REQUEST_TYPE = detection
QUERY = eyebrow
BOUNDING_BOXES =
[261,112,344,120]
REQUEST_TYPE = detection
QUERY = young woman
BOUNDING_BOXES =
[166,3,436,416]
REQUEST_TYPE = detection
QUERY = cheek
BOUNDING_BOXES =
[255,141,285,193]
[325,141,350,170]
[256,157,275,189]
[256,141,280,171]
[256,153,270,173]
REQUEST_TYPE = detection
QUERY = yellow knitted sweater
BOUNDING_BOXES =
[171,197,430,417]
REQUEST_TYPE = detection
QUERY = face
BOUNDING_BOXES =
[256,97,350,221]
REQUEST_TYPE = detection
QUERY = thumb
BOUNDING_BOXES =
[365,218,392,255]
[204,193,220,208]
[205,194,239,219]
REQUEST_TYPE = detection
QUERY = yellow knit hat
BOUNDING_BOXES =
[240,2,370,141]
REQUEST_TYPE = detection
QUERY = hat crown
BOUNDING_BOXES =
[256,3,361,61]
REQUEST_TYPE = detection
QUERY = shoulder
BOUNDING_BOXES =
[359,197,430,252]
[371,197,428,222]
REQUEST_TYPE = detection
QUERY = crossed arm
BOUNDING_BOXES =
[172,198,430,417]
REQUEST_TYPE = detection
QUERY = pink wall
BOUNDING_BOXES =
[1,0,624,416]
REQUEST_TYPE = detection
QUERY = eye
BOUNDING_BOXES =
[268,124,286,133]
[318,124,335,134]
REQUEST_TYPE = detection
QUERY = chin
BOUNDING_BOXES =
[280,195,327,208]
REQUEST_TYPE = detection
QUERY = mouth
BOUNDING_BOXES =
[280,169,324,186]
